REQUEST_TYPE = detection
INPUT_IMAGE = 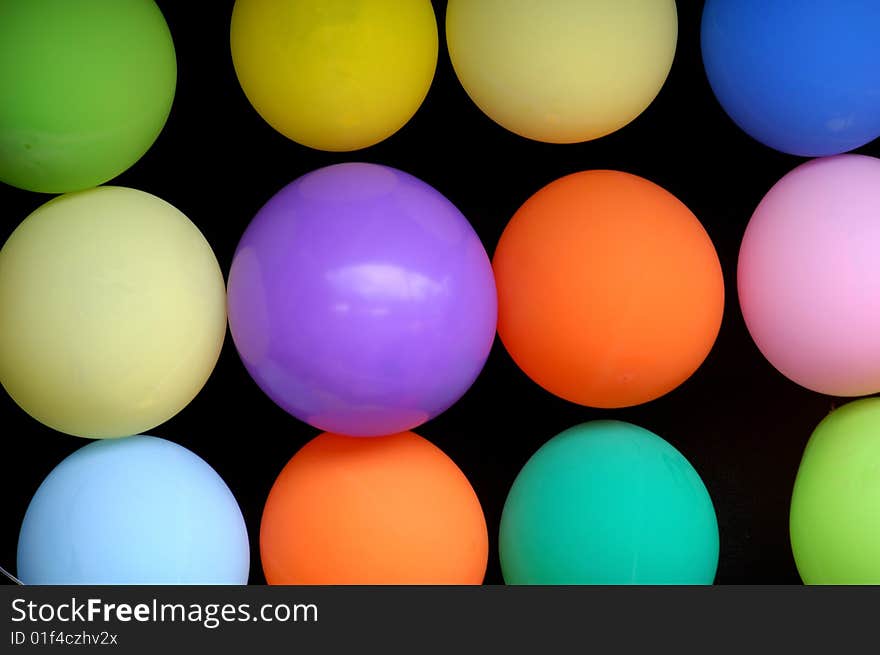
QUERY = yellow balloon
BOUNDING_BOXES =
[230,0,438,151]
[0,187,227,439]
[446,0,678,144]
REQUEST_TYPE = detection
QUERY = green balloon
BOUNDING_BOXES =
[499,421,719,584]
[0,0,176,193]
[790,398,880,584]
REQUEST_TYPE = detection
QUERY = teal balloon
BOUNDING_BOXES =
[499,421,719,584]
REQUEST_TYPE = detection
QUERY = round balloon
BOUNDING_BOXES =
[493,170,724,409]
[230,0,438,151]
[227,163,497,437]
[0,187,227,438]
[17,435,249,585]
[260,431,488,584]
[790,398,880,584]
[446,0,678,143]
[0,0,176,193]
[702,0,880,157]
[738,155,880,397]
[499,421,719,584]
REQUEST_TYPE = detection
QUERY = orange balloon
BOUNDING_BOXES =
[493,170,724,408]
[260,431,488,584]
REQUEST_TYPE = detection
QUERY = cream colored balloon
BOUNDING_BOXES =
[446,0,678,143]
[0,187,226,438]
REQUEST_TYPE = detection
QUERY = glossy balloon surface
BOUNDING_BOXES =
[227,163,497,436]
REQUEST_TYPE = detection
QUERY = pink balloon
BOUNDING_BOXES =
[738,154,880,397]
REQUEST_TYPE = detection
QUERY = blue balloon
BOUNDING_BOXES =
[701,0,880,157]
[17,436,250,585]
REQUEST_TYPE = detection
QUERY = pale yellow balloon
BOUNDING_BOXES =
[446,0,678,143]
[0,187,227,438]
[230,0,438,151]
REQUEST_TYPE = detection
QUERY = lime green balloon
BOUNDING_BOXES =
[0,0,176,193]
[500,421,719,584]
[790,398,880,584]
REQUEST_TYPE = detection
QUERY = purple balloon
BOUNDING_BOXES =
[227,163,497,437]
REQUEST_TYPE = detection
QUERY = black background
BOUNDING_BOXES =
[3,0,877,585]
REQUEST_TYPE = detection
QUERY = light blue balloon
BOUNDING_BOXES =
[702,0,880,157]
[17,435,250,585]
